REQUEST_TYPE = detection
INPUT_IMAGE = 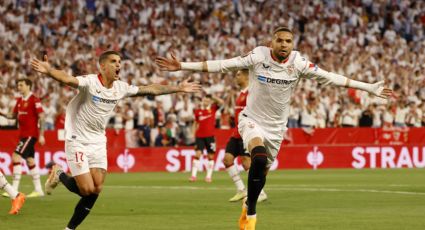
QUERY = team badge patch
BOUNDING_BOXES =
[287,64,295,75]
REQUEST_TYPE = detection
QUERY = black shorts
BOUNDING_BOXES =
[15,137,37,159]
[195,137,216,154]
[225,137,249,157]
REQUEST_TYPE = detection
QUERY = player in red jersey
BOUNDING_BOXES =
[224,70,267,202]
[0,79,45,197]
[190,94,223,182]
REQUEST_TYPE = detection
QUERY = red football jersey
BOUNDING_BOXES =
[13,94,43,138]
[194,104,218,138]
[232,89,248,138]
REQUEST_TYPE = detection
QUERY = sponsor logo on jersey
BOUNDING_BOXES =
[92,95,118,104]
[287,64,295,75]
[257,75,296,85]
[198,115,212,121]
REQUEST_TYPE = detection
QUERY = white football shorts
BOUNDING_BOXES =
[238,114,284,168]
[65,140,107,176]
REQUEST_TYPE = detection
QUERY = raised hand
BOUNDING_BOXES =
[31,55,51,75]
[178,78,202,93]
[370,81,393,99]
[155,52,181,71]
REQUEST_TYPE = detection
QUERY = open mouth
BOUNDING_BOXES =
[115,69,120,75]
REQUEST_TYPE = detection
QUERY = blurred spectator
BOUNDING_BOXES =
[42,98,56,130]
[359,104,374,127]
[288,101,300,128]
[154,126,172,147]
[341,103,360,127]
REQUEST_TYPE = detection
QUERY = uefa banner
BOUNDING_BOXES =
[0,128,424,174]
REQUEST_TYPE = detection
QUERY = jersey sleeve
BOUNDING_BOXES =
[206,46,266,73]
[296,55,347,87]
[76,76,90,90]
[125,84,139,97]
[34,97,43,114]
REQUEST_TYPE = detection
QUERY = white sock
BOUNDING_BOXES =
[226,164,245,191]
[30,166,43,193]
[0,172,18,199]
[191,159,199,178]
[12,164,22,191]
[206,160,214,179]
[260,189,266,195]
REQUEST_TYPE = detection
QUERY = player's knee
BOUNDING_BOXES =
[12,153,21,162]
[223,154,234,167]
[79,185,96,196]
[251,146,267,170]
[93,184,103,194]
[242,160,251,171]
[26,158,35,167]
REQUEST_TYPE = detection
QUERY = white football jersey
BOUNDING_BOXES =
[211,46,347,133]
[65,74,139,143]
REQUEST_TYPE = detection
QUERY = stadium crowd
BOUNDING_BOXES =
[0,0,424,147]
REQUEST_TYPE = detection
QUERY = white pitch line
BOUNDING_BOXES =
[105,185,425,196]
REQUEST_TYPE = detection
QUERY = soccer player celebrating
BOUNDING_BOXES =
[0,78,46,198]
[0,171,26,214]
[31,51,201,230]
[190,94,223,183]
[225,69,267,203]
[156,27,392,230]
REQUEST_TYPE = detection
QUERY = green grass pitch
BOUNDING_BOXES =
[1,169,424,230]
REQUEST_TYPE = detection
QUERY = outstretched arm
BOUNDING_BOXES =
[155,49,263,73]
[31,55,79,88]
[303,64,392,99]
[134,78,201,96]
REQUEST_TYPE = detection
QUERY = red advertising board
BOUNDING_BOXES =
[0,128,424,174]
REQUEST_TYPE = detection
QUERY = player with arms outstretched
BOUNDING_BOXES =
[31,50,201,230]
[156,27,392,230]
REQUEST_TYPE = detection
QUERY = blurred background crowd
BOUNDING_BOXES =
[0,0,424,147]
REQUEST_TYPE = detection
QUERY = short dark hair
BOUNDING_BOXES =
[99,50,121,64]
[17,78,32,89]
[273,26,293,35]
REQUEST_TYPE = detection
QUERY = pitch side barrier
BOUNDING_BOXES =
[0,127,424,174]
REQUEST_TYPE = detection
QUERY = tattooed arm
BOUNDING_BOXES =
[134,78,201,96]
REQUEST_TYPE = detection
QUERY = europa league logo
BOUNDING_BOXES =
[307,146,324,170]
[117,149,135,173]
